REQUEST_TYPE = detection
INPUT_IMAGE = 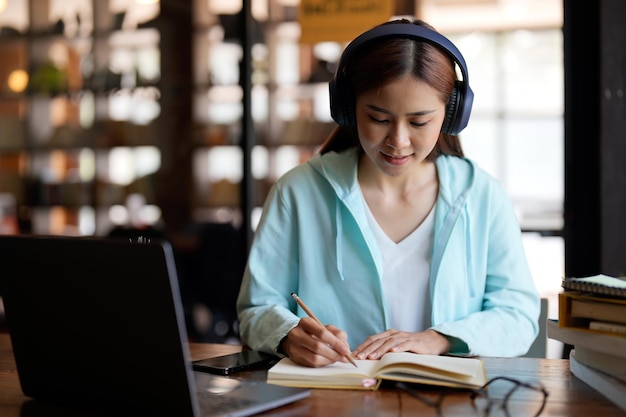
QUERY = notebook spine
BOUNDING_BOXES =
[562,281,626,297]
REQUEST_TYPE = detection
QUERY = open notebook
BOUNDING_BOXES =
[268,352,487,390]
[0,235,309,417]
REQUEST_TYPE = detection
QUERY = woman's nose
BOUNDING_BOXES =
[385,122,411,149]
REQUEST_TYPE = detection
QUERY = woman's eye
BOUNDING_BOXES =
[369,115,388,124]
[411,121,428,127]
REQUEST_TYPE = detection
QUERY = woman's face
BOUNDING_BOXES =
[355,75,446,177]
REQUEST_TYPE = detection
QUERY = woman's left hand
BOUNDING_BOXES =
[352,329,451,360]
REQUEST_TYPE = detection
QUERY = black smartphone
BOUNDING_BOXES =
[192,351,279,376]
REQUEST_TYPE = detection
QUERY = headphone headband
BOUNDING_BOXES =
[329,22,474,135]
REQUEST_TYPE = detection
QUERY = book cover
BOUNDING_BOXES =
[570,297,626,325]
[267,352,487,390]
[562,274,626,298]
[547,319,626,358]
[574,346,626,382]
[558,292,626,329]
[570,351,626,412]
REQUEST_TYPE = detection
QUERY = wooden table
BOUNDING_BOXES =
[1,332,624,416]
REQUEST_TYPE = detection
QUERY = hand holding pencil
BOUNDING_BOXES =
[290,292,358,368]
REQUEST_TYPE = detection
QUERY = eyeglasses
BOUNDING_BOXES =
[397,376,549,417]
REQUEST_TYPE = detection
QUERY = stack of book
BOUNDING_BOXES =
[547,274,626,411]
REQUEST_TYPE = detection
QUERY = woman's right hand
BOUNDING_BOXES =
[281,317,353,367]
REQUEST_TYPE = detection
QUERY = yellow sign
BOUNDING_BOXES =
[299,0,394,44]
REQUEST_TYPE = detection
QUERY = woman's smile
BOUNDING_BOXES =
[381,152,413,166]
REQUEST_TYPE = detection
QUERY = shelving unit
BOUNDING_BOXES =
[190,0,335,234]
[0,0,344,239]
[0,0,162,236]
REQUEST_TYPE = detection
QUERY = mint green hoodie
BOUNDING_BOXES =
[236,148,540,357]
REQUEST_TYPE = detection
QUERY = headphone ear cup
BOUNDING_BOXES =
[329,77,355,127]
[442,81,463,135]
[343,98,356,127]
[329,78,342,125]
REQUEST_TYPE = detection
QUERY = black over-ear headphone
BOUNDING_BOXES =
[329,22,474,135]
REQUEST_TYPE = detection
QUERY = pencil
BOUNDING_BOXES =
[290,292,358,368]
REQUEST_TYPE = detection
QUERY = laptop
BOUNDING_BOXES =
[0,235,309,417]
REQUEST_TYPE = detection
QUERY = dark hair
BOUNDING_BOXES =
[319,19,464,159]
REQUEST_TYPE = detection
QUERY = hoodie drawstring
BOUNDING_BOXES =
[335,200,346,281]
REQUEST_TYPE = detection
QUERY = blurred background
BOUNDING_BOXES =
[0,0,563,355]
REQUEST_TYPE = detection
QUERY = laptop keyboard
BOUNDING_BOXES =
[198,391,256,414]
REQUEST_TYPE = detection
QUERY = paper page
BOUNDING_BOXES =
[570,274,626,289]
[373,352,477,378]
[268,357,375,381]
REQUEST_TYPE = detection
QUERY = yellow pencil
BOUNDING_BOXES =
[291,292,358,368]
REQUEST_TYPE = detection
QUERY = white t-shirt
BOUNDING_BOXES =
[363,202,435,332]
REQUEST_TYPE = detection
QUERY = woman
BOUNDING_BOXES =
[236,19,540,367]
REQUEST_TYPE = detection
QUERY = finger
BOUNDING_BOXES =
[283,333,330,367]
[298,318,351,357]
[354,330,404,359]
[324,325,351,354]
[313,328,351,360]
[292,319,349,363]
[326,325,349,342]
[297,316,326,334]
[364,338,398,359]
[372,336,408,357]
[287,341,340,367]
[353,331,394,359]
